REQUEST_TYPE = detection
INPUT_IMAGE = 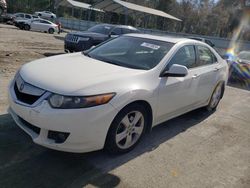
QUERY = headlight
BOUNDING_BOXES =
[48,93,115,109]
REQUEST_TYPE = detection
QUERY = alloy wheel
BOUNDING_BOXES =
[115,111,144,149]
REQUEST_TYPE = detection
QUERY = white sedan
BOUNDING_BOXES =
[34,11,56,19]
[22,19,59,34]
[8,34,228,154]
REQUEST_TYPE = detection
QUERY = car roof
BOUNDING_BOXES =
[124,33,193,44]
[115,25,138,30]
[33,18,52,22]
[96,24,137,30]
[239,51,250,54]
[189,37,204,40]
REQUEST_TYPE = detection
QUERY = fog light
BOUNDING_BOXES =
[48,131,70,144]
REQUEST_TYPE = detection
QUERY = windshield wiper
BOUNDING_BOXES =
[82,51,92,58]
[101,58,146,70]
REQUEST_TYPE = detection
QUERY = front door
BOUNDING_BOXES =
[157,45,199,123]
[30,20,42,31]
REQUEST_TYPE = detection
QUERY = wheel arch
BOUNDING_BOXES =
[111,100,153,133]
[104,100,153,153]
[220,81,225,99]
[126,100,153,132]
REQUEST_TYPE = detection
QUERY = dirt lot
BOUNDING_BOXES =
[0,24,65,112]
[0,23,250,188]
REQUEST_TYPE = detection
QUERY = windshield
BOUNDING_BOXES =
[238,51,250,61]
[87,36,174,70]
[88,25,113,35]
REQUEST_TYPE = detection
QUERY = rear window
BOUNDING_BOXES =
[88,25,114,35]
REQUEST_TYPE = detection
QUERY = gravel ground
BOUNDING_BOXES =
[0,23,250,188]
[0,23,65,112]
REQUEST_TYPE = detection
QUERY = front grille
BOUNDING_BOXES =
[66,34,79,43]
[14,83,40,105]
[18,116,41,135]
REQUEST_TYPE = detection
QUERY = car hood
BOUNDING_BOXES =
[69,31,108,38]
[19,53,144,95]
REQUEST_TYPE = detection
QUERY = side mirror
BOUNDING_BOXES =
[109,32,118,38]
[161,64,188,77]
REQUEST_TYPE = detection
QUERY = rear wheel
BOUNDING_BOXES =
[105,104,148,154]
[48,28,54,34]
[206,82,223,111]
[24,24,30,31]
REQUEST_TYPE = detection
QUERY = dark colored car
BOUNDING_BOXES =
[189,37,215,47]
[227,51,250,82]
[64,24,140,52]
[1,13,14,23]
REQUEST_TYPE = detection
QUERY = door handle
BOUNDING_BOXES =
[214,68,220,72]
[192,74,200,79]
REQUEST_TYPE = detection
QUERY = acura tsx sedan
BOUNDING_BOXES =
[8,34,228,154]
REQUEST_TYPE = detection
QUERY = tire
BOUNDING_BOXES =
[38,14,42,17]
[206,82,223,111]
[48,28,54,34]
[24,24,30,31]
[105,103,148,154]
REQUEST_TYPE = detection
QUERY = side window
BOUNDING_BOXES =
[111,28,122,35]
[25,14,32,19]
[32,20,41,23]
[197,46,216,66]
[41,20,50,24]
[16,14,24,18]
[122,28,137,34]
[167,45,196,70]
[122,28,130,34]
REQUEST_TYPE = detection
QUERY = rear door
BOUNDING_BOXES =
[39,20,51,32]
[194,45,221,104]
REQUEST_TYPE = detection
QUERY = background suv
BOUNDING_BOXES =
[64,24,140,52]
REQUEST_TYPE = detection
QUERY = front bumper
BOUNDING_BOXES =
[8,86,118,153]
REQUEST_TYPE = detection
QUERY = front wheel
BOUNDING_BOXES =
[206,82,223,111]
[105,104,148,154]
[24,24,30,31]
[48,28,54,34]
